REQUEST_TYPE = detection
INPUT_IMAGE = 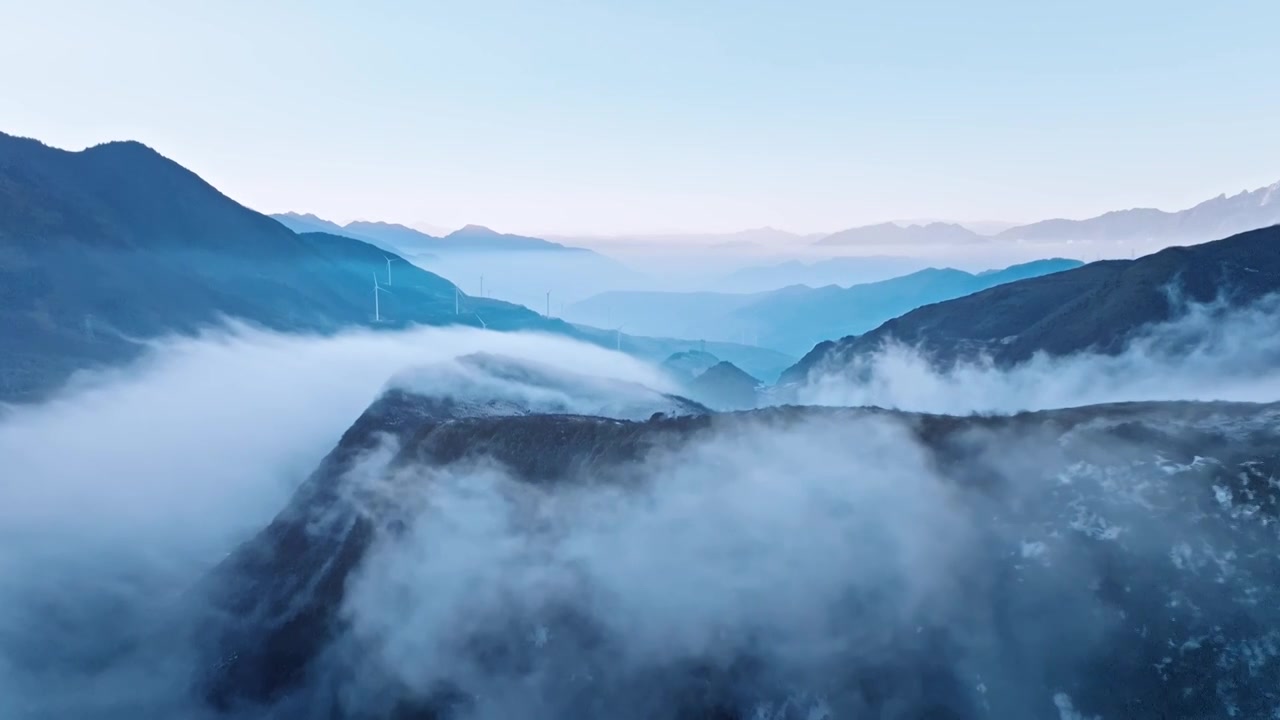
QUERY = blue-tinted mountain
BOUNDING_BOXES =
[686,360,762,410]
[997,181,1280,244]
[567,259,1082,357]
[716,255,930,293]
[735,258,1081,355]
[271,211,348,236]
[443,223,584,252]
[659,349,722,383]
[274,214,645,312]
[342,220,442,254]
[781,225,1280,384]
[271,214,591,255]
[0,132,571,402]
[814,221,988,247]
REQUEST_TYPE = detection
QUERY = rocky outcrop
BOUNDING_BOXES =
[197,383,1280,719]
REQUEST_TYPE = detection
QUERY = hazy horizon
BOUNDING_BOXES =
[5,1,1278,237]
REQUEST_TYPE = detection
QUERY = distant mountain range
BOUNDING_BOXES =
[539,180,1280,267]
[655,350,762,410]
[550,226,824,250]
[781,225,1280,384]
[566,258,1082,357]
[715,256,932,293]
[0,133,583,401]
[994,183,1280,244]
[272,213,586,255]
[808,181,1280,248]
[0,132,776,402]
[274,213,648,312]
[815,222,988,247]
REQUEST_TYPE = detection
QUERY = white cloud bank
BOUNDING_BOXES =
[794,294,1280,413]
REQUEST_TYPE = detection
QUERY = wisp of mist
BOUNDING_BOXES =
[795,293,1280,413]
[0,323,669,718]
[1,292,1276,718]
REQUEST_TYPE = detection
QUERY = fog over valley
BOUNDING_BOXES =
[3,3,1280,717]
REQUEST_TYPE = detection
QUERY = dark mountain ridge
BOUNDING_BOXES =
[184,371,1280,719]
[0,132,569,401]
[0,131,784,401]
[781,225,1280,384]
[686,360,762,410]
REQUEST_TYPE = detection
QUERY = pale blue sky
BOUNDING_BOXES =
[3,0,1277,235]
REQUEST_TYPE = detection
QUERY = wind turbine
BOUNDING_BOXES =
[545,291,551,318]
[383,256,399,286]
[371,272,391,322]
[614,325,624,351]
[475,313,487,329]
[480,274,485,298]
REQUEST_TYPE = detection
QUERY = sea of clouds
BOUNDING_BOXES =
[1,293,1277,718]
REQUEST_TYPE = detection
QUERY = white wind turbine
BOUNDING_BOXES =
[383,256,399,286]
[371,272,391,322]
[613,324,624,351]
[474,313,487,329]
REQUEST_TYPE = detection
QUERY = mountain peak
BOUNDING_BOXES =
[346,220,415,231]
[278,211,327,222]
[453,224,501,237]
[1263,182,1280,206]
[81,139,167,163]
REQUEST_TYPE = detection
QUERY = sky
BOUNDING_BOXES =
[2,0,1278,236]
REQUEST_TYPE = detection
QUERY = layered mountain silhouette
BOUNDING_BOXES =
[996,182,1280,244]
[782,225,1280,384]
[815,221,987,246]
[276,213,649,316]
[567,259,1081,357]
[715,255,929,293]
[268,211,348,236]
[0,132,734,402]
[806,180,1280,249]
[659,349,722,382]
[0,133,545,400]
[686,361,762,410]
[272,213,587,255]
[657,351,762,409]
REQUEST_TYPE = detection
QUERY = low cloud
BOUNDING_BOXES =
[2,297,1277,718]
[794,293,1280,413]
[0,321,668,719]
[339,413,982,719]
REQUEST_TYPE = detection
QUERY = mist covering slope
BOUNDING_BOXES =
[0,132,565,402]
[200,382,1280,719]
[0,131,785,402]
[783,225,1280,384]
[1,318,1279,719]
[4,131,1280,720]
